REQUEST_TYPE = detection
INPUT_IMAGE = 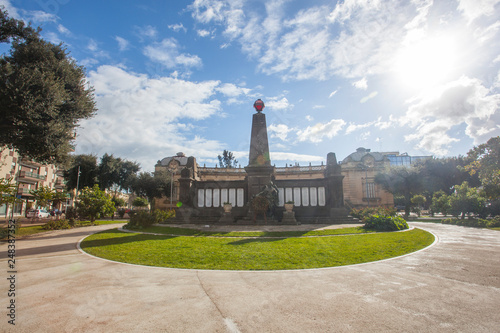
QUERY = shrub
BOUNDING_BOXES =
[153,209,175,223]
[486,216,500,228]
[126,211,156,229]
[42,220,71,230]
[117,208,126,219]
[364,215,409,231]
[442,216,500,228]
[350,206,397,220]
[65,206,78,219]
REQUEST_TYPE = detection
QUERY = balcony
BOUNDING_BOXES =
[17,188,34,197]
[18,171,46,183]
[19,158,41,168]
[54,179,66,189]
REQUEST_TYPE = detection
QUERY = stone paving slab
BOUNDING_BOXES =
[0,222,499,332]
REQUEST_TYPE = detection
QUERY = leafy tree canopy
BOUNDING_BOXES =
[218,150,239,168]
[463,136,500,199]
[76,184,115,223]
[0,8,96,165]
[128,171,170,211]
[0,177,20,207]
[64,154,98,191]
[375,165,424,217]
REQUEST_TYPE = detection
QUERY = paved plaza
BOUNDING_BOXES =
[1,222,499,332]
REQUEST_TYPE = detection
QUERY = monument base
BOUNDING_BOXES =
[281,211,298,225]
[218,212,234,224]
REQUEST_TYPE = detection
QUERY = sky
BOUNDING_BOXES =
[2,0,500,171]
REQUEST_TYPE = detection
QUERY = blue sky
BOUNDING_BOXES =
[2,0,500,171]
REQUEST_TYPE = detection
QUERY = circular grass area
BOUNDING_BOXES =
[80,227,435,270]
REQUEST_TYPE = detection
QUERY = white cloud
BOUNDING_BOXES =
[345,117,393,134]
[88,39,98,52]
[360,91,378,103]
[457,0,500,23]
[305,115,314,121]
[197,29,211,37]
[401,76,500,154]
[266,97,293,110]
[188,1,450,82]
[328,90,338,98]
[144,38,202,68]
[136,25,158,40]
[168,23,186,32]
[115,36,129,51]
[216,83,251,97]
[353,77,368,90]
[297,119,346,143]
[268,124,292,141]
[313,105,325,109]
[78,65,225,170]
[57,24,71,35]
[27,10,58,23]
[0,0,19,18]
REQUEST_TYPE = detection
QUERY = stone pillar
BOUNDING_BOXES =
[245,100,275,200]
[324,152,347,217]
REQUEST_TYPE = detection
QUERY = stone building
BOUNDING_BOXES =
[155,100,349,225]
[0,147,68,219]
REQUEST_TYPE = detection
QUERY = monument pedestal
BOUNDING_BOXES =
[281,211,298,225]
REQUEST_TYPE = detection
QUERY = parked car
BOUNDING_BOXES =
[26,209,51,218]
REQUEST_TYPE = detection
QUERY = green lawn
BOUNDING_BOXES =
[130,225,375,238]
[81,228,435,270]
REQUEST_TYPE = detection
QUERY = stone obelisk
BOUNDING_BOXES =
[245,99,275,201]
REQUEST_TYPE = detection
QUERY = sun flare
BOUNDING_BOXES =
[394,34,458,90]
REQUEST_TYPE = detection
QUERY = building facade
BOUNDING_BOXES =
[0,147,68,219]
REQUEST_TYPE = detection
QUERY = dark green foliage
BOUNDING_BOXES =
[126,211,156,229]
[364,215,409,231]
[0,11,96,164]
[76,185,115,223]
[0,7,39,43]
[218,150,238,168]
[442,216,500,228]
[64,154,98,190]
[375,166,424,217]
[65,206,78,219]
[128,171,171,211]
[117,208,126,218]
[41,220,71,230]
[132,196,148,207]
[350,206,397,220]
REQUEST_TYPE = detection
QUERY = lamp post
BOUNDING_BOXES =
[75,165,81,206]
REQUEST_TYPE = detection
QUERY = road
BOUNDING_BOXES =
[0,222,499,332]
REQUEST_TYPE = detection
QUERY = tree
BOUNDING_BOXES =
[375,166,424,217]
[410,194,426,217]
[76,185,115,224]
[51,190,69,209]
[128,171,170,211]
[449,182,487,219]
[0,177,20,207]
[430,190,451,216]
[218,150,238,168]
[30,185,54,209]
[98,153,122,191]
[0,9,96,164]
[420,157,480,195]
[64,154,98,191]
[0,7,39,43]
[132,197,148,208]
[463,136,500,199]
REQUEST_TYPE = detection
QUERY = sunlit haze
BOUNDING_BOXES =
[2,0,499,171]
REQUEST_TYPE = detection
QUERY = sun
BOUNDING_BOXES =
[394,33,458,91]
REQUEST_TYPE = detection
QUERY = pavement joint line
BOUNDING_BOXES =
[75,223,438,273]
